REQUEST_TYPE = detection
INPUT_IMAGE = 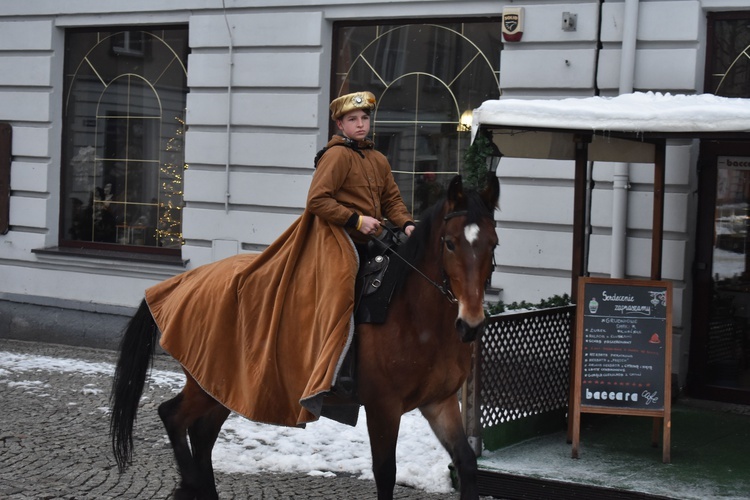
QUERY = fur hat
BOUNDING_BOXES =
[329,91,376,120]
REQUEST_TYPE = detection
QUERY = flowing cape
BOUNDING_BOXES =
[145,211,358,427]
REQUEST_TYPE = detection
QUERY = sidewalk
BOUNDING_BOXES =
[2,336,749,499]
[0,339,472,500]
[476,399,750,499]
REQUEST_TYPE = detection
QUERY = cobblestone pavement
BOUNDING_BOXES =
[0,339,488,500]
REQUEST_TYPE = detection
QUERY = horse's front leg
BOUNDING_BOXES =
[420,395,478,500]
[364,404,401,500]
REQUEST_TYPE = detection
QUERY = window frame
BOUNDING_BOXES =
[330,18,502,216]
[59,25,189,257]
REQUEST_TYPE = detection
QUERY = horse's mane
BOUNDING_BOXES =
[389,187,493,294]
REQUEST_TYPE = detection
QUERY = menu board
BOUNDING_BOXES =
[571,278,673,463]
[578,278,670,411]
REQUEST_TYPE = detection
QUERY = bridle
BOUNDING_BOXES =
[435,209,470,303]
[370,209,471,304]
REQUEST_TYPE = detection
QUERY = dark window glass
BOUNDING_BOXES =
[61,27,188,251]
[333,21,502,216]
[707,13,750,97]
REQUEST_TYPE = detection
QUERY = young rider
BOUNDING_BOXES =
[308,91,415,264]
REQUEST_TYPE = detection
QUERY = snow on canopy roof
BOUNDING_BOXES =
[473,92,750,134]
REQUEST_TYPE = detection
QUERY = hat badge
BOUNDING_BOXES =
[354,95,363,105]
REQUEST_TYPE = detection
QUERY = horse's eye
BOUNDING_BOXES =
[445,239,456,252]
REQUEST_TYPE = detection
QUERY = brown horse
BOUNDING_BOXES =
[110,174,499,500]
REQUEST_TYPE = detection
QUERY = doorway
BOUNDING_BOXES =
[689,10,750,404]
[690,141,750,404]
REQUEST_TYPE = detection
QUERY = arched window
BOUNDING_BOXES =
[61,27,188,253]
[333,22,501,216]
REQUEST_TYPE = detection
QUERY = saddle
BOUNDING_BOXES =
[354,225,406,325]
[332,225,406,401]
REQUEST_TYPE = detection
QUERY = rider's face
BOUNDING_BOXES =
[336,110,370,141]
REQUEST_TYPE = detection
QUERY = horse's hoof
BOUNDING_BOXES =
[173,487,197,500]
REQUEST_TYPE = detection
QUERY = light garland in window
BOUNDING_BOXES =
[156,116,186,247]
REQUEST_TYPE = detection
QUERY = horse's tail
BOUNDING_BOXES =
[110,298,158,472]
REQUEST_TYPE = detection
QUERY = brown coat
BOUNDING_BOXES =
[145,136,412,428]
[308,135,413,243]
[147,212,357,427]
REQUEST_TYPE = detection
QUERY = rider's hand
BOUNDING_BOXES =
[358,216,380,236]
[404,225,414,237]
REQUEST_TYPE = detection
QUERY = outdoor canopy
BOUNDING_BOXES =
[471,91,750,289]
[472,91,750,450]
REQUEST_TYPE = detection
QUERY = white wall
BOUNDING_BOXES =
[0,0,741,371]
[499,2,601,96]
[0,5,333,309]
[598,1,703,94]
[492,0,709,384]
[0,1,510,310]
[183,11,326,265]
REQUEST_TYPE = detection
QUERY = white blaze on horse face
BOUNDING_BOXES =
[457,300,484,328]
[464,223,480,245]
[456,222,488,327]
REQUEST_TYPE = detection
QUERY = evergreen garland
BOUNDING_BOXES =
[486,293,572,316]
[462,132,494,190]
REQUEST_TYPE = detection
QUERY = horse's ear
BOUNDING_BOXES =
[447,175,464,209]
[481,172,500,211]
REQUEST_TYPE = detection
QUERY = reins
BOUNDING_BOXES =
[368,210,470,304]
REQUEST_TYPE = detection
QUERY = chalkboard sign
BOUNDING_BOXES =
[570,277,672,462]
[580,280,668,411]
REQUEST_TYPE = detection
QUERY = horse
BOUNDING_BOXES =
[110,174,499,500]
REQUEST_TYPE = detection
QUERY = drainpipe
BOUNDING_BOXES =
[611,0,639,278]
[222,2,235,213]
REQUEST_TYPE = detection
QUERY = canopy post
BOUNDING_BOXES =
[568,134,590,443]
[651,141,666,280]
[571,134,591,301]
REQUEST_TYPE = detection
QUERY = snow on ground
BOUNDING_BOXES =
[2,349,748,499]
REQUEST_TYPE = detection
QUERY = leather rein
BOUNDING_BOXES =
[369,210,469,304]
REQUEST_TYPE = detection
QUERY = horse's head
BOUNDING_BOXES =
[440,174,499,343]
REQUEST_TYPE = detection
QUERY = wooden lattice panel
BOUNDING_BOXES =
[479,306,574,427]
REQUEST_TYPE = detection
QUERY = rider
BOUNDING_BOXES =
[307,91,415,397]
[144,91,415,426]
[308,91,415,265]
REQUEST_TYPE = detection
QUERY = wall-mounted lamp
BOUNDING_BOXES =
[457,109,473,132]
[482,128,504,173]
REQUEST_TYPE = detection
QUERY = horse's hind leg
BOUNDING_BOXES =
[158,372,226,500]
[188,404,230,498]
[159,392,200,499]
[420,396,478,500]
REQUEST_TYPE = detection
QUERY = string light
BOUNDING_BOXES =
[156,115,186,247]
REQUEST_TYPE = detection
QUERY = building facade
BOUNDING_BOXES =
[0,1,749,404]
